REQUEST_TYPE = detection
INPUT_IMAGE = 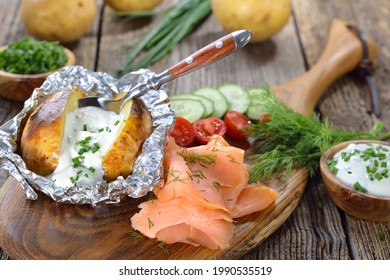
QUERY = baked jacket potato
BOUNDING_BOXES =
[21,88,85,175]
[102,94,153,182]
[20,88,153,182]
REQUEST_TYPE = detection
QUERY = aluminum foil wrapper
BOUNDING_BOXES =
[0,66,175,205]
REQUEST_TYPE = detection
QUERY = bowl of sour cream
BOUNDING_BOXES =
[320,140,390,222]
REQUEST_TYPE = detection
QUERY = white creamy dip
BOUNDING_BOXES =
[329,143,390,197]
[48,106,124,187]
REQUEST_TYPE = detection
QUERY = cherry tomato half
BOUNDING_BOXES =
[224,111,252,141]
[259,113,271,124]
[170,116,195,147]
[193,117,227,144]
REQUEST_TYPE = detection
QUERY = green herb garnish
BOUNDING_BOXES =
[177,151,217,168]
[0,37,67,74]
[128,230,142,239]
[248,87,390,182]
[378,232,386,241]
[316,201,324,210]
[72,156,85,168]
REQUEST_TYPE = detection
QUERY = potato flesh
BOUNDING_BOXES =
[102,98,153,182]
[20,88,85,175]
[21,88,153,184]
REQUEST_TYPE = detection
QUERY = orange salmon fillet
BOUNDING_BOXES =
[131,135,278,250]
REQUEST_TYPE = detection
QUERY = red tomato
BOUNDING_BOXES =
[170,117,195,147]
[259,113,271,124]
[193,117,227,144]
[224,111,252,141]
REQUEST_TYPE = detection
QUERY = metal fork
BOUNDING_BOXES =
[78,30,252,113]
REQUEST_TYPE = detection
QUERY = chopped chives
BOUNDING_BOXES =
[88,167,96,173]
[381,162,387,168]
[83,124,88,131]
[353,182,362,191]
[375,173,383,180]
[114,120,120,125]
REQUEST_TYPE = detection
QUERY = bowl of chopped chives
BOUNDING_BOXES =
[0,37,75,101]
[320,140,390,222]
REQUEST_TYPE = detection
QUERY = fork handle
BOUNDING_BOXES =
[151,30,252,88]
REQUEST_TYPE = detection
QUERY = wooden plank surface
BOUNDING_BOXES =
[291,0,390,260]
[1,0,389,260]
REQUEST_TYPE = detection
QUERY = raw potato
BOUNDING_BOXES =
[21,88,86,175]
[102,96,153,182]
[104,0,163,11]
[211,0,291,43]
[20,0,97,43]
[20,88,153,182]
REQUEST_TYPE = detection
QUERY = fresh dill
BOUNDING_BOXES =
[128,230,142,239]
[147,217,154,229]
[177,151,217,168]
[248,86,390,182]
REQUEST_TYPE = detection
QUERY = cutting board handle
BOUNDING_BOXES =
[272,19,379,117]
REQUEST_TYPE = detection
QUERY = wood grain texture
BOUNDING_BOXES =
[0,169,306,260]
[1,0,390,260]
[292,0,390,260]
[167,33,237,78]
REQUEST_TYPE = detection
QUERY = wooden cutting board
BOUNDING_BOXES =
[0,20,378,260]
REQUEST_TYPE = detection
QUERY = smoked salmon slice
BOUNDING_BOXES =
[130,197,234,249]
[131,135,278,250]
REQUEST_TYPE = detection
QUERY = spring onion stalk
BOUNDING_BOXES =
[113,0,211,77]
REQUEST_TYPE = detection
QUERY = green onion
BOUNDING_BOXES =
[72,156,84,168]
[114,0,212,77]
[378,232,386,241]
[91,143,100,153]
[353,182,362,191]
[88,167,96,173]
[0,37,67,74]
[375,173,383,180]
[83,124,88,131]
[114,120,120,126]
[316,201,324,210]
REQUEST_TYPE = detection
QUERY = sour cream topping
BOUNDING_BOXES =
[329,143,390,197]
[48,106,124,187]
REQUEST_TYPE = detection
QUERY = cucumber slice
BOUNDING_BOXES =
[193,87,228,118]
[170,93,213,118]
[170,98,205,123]
[247,88,267,120]
[218,84,251,114]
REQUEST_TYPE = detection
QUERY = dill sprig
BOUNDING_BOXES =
[177,151,217,167]
[248,86,390,182]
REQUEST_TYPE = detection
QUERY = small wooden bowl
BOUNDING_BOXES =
[0,46,76,102]
[320,140,390,222]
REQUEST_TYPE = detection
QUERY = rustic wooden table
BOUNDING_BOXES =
[0,0,389,260]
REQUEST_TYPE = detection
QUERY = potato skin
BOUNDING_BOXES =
[104,0,162,12]
[102,98,153,182]
[20,0,97,43]
[20,88,84,175]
